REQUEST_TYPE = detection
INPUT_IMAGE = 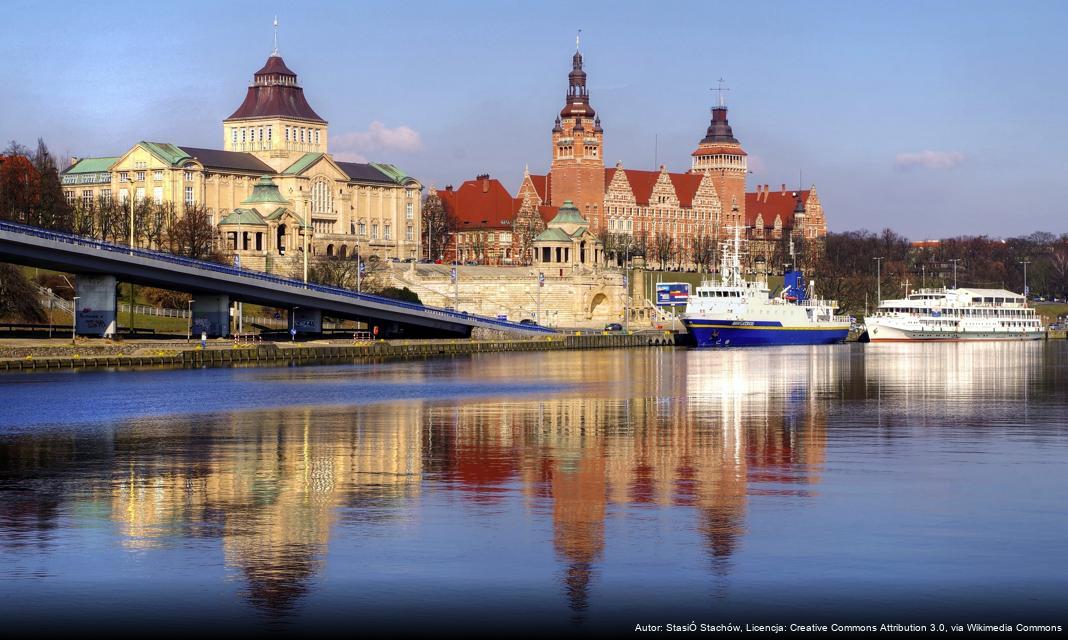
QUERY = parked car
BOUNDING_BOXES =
[519,319,538,325]
[604,323,623,332]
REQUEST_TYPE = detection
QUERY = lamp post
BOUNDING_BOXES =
[71,296,80,344]
[47,288,53,339]
[949,258,961,289]
[302,222,309,286]
[873,256,885,304]
[1020,259,1031,301]
[921,264,926,290]
[187,299,195,342]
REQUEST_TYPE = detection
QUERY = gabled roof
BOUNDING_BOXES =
[370,162,415,185]
[534,227,572,243]
[437,176,518,231]
[63,157,119,174]
[537,205,557,225]
[604,167,660,206]
[178,147,274,173]
[218,208,267,226]
[528,173,551,203]
[336,161,406,185]
[142,142,190,166]
[668,173,704,208]
[745,189,811,229]
[282,152,324,175]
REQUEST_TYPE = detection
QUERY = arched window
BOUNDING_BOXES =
[311,178,332,214]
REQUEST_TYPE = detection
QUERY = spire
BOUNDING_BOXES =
[712,78,729,108]
[560,36,595,119]
[576,28,582,52]
[272,16,278,56]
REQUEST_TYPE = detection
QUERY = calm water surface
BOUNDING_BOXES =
[1,344,1066,634]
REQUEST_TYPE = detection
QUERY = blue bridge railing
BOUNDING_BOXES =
[0,220,555,334]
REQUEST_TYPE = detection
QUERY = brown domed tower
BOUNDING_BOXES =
[691,86,747,236]
[549,44,605,232]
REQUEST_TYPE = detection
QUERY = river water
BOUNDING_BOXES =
[1,343,1066,635]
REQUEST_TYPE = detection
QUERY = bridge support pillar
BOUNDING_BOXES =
[192,295,231,338]
[289,308,322,334]
[74,274,117,337]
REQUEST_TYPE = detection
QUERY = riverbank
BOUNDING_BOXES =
[0,332,676,372]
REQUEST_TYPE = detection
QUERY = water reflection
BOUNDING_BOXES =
[0,342,1065,628]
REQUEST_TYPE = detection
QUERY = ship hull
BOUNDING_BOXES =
[864,320,1044,342]
[683,319,850,347]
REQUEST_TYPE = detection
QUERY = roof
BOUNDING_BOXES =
[668,173,704,208]
[534,227,572,243]
[437,176,518,231]
[527,173,551,203]
[548,200,587,226]
[240,176,289,206]
[141,142,190,166]
[604,167,661,206]
[537,205,557,225]
[63,157,118,174]
[370,162,414,185]
[745,189,810,229]
[226,54,326,123]
[336,161,405,185]
[218,208,267,226]
[178,147,274,173]
[282,152,324,175]
[692,143,747,157]
[699,106,741,145]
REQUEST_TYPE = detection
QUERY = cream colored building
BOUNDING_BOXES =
[61,48,422,272]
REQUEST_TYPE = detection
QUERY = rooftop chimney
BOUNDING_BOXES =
[781,183,786,195]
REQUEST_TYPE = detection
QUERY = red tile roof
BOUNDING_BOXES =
[537,205,557,225]
[691,143,748,157]
[668,173,704,208]
[437,177,519,231]
[528,173,551,203]
[605,167,705,208]
[745,189,810,229]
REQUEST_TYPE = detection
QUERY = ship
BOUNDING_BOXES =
[681,230,850,347]
[863,287,1043,341]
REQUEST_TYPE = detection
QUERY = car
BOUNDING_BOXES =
[465,261,478,266]
[604,323,623,332]
[402,257,416,263]
[519,319,538,325]
[418,258,433,264]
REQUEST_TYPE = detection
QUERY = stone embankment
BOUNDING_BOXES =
[0,333,675,372]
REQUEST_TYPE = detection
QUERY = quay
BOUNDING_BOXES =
[0,332,676,372]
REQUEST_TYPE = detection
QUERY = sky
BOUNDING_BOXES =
[1,0,1065,239]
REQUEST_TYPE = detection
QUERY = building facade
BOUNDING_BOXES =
[61,47,422,271]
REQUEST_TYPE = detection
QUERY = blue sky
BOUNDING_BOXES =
[1,0,1065,238]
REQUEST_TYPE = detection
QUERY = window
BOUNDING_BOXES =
[119,189,129,204]
[102,189,111,204]
[300,128,305,144]
[311,178,332,213]
[358,221,366,235]
[65,191,75,205]
[384,224,391,240]
[82,190,93,208]
[285,127,290,142]
[406,202,413,219]
[153,170,163,181]
[231,128,237,145]
[371,223,379,239]
[241,128,246,143]
[258,127,264,142]
[406,188,413,199]
[314,129,320,145]
[406,225,413,241]
[153,186,163,204]
[267,127,272,145]
[185,186,194,206]
[184,171,194,181]
[136,171,145,182]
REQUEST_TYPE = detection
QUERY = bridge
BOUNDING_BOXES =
[0,220,556,339]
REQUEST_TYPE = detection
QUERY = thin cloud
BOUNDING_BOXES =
[332,121,423,163]
[895,150,965,170]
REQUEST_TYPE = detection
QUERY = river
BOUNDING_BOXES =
[1,343,1066,635]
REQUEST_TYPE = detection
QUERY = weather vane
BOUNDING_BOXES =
[272,16,279,55]
[576,29,582,52]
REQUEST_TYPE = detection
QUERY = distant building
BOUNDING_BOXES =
[533,200,604,272]
[436,175,537,265]
[60,41,422,272]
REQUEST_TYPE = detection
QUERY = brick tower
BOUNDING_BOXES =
[549,43,605,232]
[691,86,747,236]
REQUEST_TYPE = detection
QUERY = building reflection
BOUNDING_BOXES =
[0,347,852,618]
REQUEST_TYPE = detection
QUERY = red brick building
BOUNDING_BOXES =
[437,174,552,265]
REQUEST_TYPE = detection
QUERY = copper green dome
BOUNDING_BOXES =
[240,176,289,207]
[549,200,587,226]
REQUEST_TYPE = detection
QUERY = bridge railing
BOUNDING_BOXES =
[0,220,555,333]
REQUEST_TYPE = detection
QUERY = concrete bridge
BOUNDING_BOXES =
[0,220,555,339]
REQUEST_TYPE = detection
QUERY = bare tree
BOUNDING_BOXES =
[652,232,674,271]
[166,204,220,260]
[421,192,457,261]
[690,233,716,273]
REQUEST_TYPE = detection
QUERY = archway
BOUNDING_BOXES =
[326,244,334,257]
[277,224,287,255]
[339,245,348,258]
[588,292,609,320]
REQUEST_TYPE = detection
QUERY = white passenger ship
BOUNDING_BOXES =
[864,287,1044,342]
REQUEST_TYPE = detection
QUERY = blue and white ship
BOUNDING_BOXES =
[681,231,850,347]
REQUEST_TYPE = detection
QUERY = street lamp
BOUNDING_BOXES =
[873,256,885,304]
[949,259,962,289]
[187,299,195,342]
[1019,259,1031,301]
[71,296,80,344]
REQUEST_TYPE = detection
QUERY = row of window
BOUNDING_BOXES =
[606,204,717,221]
[230,126,322,147]
[65,186,195,207]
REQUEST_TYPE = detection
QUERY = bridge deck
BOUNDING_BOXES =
[0,220,555,337]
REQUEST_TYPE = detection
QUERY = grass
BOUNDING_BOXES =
[1034,302,1068,326]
